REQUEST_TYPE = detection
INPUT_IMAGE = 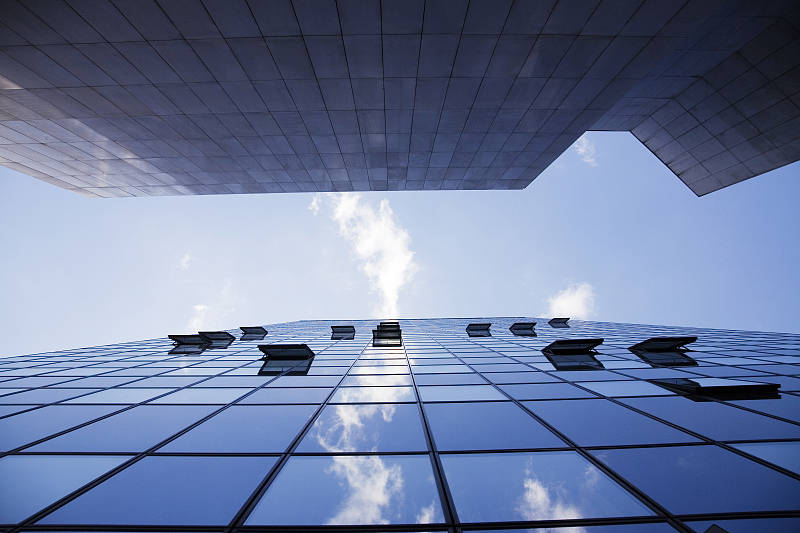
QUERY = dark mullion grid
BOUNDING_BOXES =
[0,347,258,453]
[5,335,345,531]
[426,334,693,533]
[559,378,800,483]
[404,333,461,527]
[224,337,373,531]
[2,318,800,532]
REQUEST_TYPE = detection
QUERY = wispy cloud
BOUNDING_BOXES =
[312,193,417,318]
[547,282,595,319]
[186,303,208,330]
[573,135,597,166]
[179,252,194,270]
[184,279,240,331]
[308,193,321,215]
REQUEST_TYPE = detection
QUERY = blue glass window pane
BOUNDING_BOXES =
[500,383,596,400]
[330,386,416,403]
[426,402,565,450]
[0,405,31,417]
[524,399,698,446]
[730,394,800,422]
[65,388,173,404]
[593,445,800,514]
[0,455,128,524]
[298,403,427,452]
[240,387,332,404]
[472,363,532,372]
[620,396,800,441]
[267,375,342,387]
[685,518,800,533]
[163,405,317,453]
[39,456,276,525]
[418,385,505,402]
[349,366,409,375]
[414,373,487,385]
[732,441,800,474]
[411,364,472,373]
[578,380,673,397]
[0,388,99,404]
[441,451,652,523]
[246,455,443,525]
[342,375,413,386]
[149,387,251,404]
[121,376,204,387]
[484,372,559,384]
[0,405,120,452]
[551,371,628,381]
[471,524,677,532]
[29,405,217,452]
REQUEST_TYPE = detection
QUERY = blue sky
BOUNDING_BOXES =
[1,131,799,356]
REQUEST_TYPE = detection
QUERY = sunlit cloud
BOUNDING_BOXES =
[312,193,417,318]
[179,252,194,270]
[308,193,321,215]
[573,135,597,166]
[325,455,404,525]
[515,463,586,531]
[186,303,208,330]
[183,279,240,331]
[547,282,595,319]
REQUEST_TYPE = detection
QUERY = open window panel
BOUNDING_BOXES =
[167,331,234,354]
[509,322,536,336]
[548,317,570,328]
[629,336,698,367]
[331,325,356,340]
[258,344,316,360]
[542,339,605,370]
[198,331,235,349]
[373,321,402,347]
[258,359,313,376]
[258,344,316,376]
[650,378,781,401]
[466,323,491,337]
[240,326,267,341]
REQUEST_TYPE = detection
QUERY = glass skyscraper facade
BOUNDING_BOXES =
[1,317,799,532]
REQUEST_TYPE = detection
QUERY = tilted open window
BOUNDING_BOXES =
[331,325,356,340]
[168,334,207,355]
[542,338,605,370]
[167,331,234,355]
[650,377,780,400]
[509,322,536,336]
[466,323,491,337]
[198,331,235,349]
[373,321,402,347]
[548,317,570,328]
[258,344,316,376]
[629,336,698,367]
[240,326,267,341]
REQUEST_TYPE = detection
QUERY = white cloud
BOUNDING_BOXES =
[547,282,595,319]
[179,252,194,270]
[515,463,586,530]
[308,193,321,215]
[183,279,240,331]
[573,135,597,166]
[186,304,208,330]
[314,193,417,318]
[325,455,404,525]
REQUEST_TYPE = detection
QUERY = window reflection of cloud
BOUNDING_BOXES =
[312,403,397,452]
[325,455,404,525]
[514,459,587,533]
[348,374,409,387]
[314,384,430,525]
